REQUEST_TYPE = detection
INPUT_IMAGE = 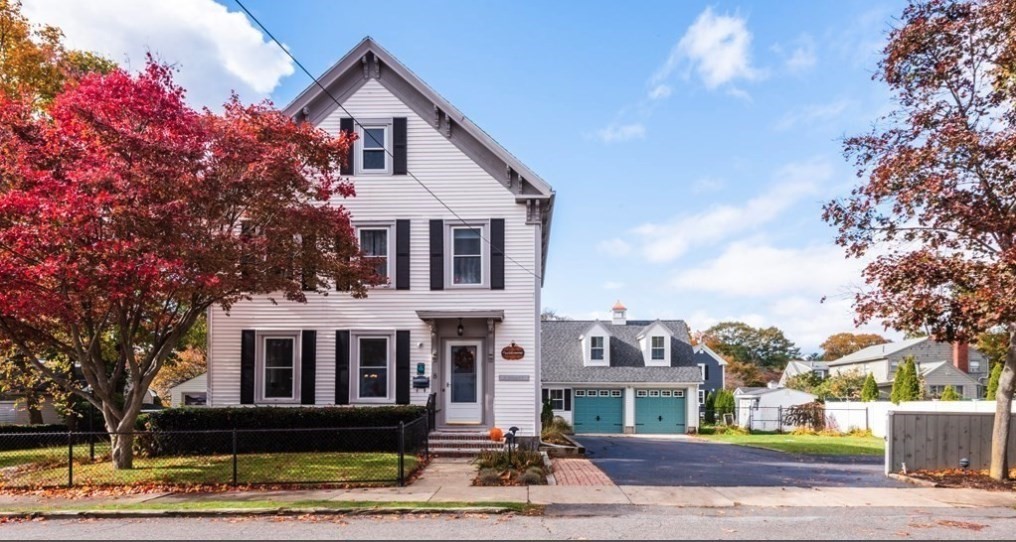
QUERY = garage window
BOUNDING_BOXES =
[661,390,672,397]
[610,390,622,397]
[575,390,586,397]
[649,390,660,397]
[636,390,647,398]
[598,390,610,397]
[675,390,685,398]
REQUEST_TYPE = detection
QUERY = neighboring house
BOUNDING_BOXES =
[206,38,555,441]
[826,338,987,399]
[0,396,61,425]
[540,302,703,435]
[692,343,727,402]
[779,360,829,387]
[169,373,208,407]
[734,386,816,432]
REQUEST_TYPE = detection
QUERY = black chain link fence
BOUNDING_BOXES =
[0,415,429,489]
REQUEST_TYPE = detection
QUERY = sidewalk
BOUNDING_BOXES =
[2,458,1016,514]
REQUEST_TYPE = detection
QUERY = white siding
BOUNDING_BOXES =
[208,80,540,435]
[169,373,208,407]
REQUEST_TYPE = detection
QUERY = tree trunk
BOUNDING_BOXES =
[27,404,43,425]
[988,327,1016,481]
[110,431,134,470]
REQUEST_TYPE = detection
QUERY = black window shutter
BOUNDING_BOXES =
[393,117,407,175]
[395,220,410,290]
[704,365,709,381]
[335,330,350,404]
[564,389,572,411]
[429,220,444,290]
[395,330,410,405]
[339,118,354,175]
[541,388,549,404]
[301,330,316,405]
[240,330,255,404]
[490,218,505,290]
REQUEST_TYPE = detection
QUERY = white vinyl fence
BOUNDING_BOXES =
[824,400,1014,438]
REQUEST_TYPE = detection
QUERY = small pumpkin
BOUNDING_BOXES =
[489,427,504,442]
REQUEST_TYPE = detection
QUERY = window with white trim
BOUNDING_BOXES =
[549,389,565,410]
[357,336,391,400]
[651,336,665,360]
[356,124,390,174]
[636,390,647,398]
[183,392,207,406]
[257,334,300,403]
[698,390,705,405]
[357,226,392,283]
[698,363,709,381]
[590,336,605,361]
[674,390,685,398]
[451,225,484,285]
[611,390,622,397]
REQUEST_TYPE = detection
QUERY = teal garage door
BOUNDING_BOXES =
[635,389,686,434]
[573,389,624,434]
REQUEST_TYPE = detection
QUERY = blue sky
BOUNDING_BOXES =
[23,0,908,353]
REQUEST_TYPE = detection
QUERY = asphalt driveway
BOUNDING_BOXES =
[577,436,905,488]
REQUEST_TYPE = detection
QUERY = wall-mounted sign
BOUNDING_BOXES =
[499,374,530,382]
[501,342,525,361]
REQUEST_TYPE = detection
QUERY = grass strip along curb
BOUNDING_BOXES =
[0,500,540,518]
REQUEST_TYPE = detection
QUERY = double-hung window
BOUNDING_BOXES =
[358,226,391,283]
[259,334,299,402]
[360,126,388,172]
[590,336,605,361]
[651,336,665,360]
[358,336,390,400]
[451,226,483,285]
[549,389,565,411]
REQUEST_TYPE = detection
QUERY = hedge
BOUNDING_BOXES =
[0,424,72,451]
[135,406,427,457]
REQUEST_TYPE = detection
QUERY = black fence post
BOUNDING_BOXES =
[424,415,430,460]
[778,406,783,433]
[397,422,405,487]
[67,430,73,488]
[231,428,238,487]
[88,406,95,462]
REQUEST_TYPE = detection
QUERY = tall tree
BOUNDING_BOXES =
[0,61,380,469]
[820,332,890,361]
[0,0,114,105]
[823,0,1016,480]
[702,322,801,368]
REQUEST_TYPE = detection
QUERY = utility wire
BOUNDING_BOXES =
[233,0,543,281]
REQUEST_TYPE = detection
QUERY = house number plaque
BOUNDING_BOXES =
[500,342,525,360]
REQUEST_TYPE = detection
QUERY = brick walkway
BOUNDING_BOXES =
[552,458,614,486]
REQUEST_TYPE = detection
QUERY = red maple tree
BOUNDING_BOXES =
[824,0,1016,479]
[0,61,381,468]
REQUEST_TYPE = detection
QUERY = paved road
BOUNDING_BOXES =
[3,506,1015,539]
[577,436,904,488]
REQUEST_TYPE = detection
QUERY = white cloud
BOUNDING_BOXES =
[634,159,832,263]
[670,241,865,297]
[647,84,672,100]
[692,177,726,194]
[593,123,646,143]
[774,99,853,131]
[602,281,625,290]
[654,7,762,91]
[22,0,294,108]
[782,34,817,73]
[596,238,632,257]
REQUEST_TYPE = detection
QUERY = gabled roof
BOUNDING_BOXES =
[542,320,701,384]
[827,337,928,366]
[783,360,828,376]
[579,320,612,338]
[693,343,728,366]
[919,361,981,386]
[282,37,555,277]
[636,320,671,340]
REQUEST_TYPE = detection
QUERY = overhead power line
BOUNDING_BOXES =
[233,0,542,281]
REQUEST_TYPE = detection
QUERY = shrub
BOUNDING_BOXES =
[475,449,543,473]
[541,416,574,445]
[861,373,879,402]
[713,390,735,423]
[520,471,543,485]
[477,470,501,486]
[987,363,1002,399]
[135,405,426,457]
[703,391,717,424]
[0,424,73,451]
[540,399,554,429]
[938,385,961,401]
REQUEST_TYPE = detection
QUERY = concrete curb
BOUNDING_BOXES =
[0,505,524,519]
[887,473,940,488]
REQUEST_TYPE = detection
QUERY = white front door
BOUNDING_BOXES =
[445,340,483,424]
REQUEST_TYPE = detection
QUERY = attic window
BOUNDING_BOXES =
[355,122,392,175]
[651,336,665,360]
[590,336,605,361]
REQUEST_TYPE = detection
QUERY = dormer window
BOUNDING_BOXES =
[590,336,605,361]
[651,336,665,360]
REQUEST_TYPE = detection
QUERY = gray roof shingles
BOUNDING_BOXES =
[541,320,702,384]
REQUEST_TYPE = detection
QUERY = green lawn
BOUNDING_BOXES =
[697,431,885,456]
[0,445,417,488]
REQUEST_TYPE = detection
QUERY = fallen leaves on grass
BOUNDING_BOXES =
[909,469,1016,491]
